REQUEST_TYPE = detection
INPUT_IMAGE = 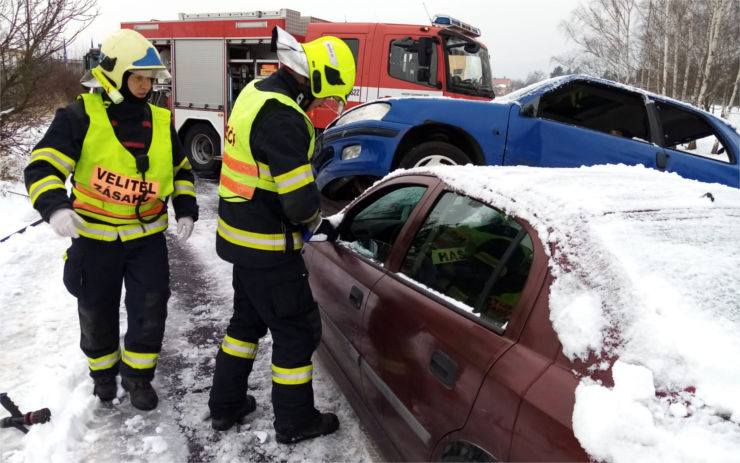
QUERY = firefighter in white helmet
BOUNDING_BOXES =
[24,28,198,411]
[208,26,355,443]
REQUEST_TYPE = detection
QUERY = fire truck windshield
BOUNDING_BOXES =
[442,35,494,99]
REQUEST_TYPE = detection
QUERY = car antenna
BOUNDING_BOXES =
[422,2,433,24]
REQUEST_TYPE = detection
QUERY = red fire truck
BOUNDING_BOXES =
[121,9,494,173]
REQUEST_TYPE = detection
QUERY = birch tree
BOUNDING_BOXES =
[679,19,693,102]
[660,0,671,95]
[727,63,740,116]
[559,0,640,83]
[638,0,653,88]
[558,0,739,110]
[696,0,729,109]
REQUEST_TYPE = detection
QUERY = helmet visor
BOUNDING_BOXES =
[321,97,346,116]
[335,98,346,115]
[131,68,171,80]
[80,69,102,88]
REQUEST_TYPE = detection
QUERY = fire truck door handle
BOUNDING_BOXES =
[349,286,363,310]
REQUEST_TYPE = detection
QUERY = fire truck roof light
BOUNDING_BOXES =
[432,14,481,37]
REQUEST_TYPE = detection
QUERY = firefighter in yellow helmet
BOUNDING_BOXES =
[24,29,198,411]
[208,27,355,442]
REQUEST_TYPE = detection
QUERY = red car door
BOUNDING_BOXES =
[306,178,437,437]
[363,274,513,460]
[307,240,386,394]
[359,189,542,460]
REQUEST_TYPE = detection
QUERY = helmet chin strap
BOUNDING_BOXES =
[296,87,315,111]
[286,67,315,110]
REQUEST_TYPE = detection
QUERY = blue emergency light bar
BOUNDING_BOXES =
[432,14,481,36]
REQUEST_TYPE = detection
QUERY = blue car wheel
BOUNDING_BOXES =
[400,141,472,168]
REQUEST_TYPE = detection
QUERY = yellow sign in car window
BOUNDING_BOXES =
[431,247,466,264]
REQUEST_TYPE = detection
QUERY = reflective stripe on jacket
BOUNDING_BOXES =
[217,216,304,251]
[218,80,315,202]
[71,93,174,241]
[216,80,315,253]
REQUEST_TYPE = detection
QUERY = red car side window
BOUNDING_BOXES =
[400,192,534,331]
[341,185,428,263]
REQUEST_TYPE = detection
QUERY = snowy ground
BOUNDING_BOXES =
[0,178,379,462]
[2,107,738,463]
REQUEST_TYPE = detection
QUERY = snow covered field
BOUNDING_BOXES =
[0,178,379,462]
[1,108,738,462]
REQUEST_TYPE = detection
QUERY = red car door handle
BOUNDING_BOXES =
[349,286,364,310]
[430,350,458,389]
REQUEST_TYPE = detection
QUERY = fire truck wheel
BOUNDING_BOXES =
[400,141,472,168]
[183,122,220,174]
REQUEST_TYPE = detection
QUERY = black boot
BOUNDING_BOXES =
[275,412,339,444]
[93,376,117,401]
[121,377,158,411]
[212,395,257,431]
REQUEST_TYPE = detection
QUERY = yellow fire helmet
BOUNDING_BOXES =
[301,35,356,106]
[93,29,171,103]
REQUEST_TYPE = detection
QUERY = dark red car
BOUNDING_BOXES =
[303,165,740,462]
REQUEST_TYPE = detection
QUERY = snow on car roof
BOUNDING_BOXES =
[387,163,740,462]
[394,163,737,233]
[491,74,738,132]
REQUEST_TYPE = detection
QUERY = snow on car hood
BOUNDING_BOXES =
[388,163,740,463]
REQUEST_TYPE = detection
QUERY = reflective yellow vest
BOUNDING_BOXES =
[218,80,315,202]
[72,93,174,241]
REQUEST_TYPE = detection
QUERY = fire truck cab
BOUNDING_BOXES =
[121,9,493,174]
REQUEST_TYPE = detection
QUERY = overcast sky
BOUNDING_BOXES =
[68,0,583,80]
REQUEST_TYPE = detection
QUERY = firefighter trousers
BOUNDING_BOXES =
[208,256,322,431]
[62,233,170,380]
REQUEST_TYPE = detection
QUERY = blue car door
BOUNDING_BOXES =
[505,110,660,169]
[504,80,660,170]
[649,98,740,187]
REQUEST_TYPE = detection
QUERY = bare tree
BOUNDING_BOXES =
[679,13,694,102]
[696,0,729,109]
[660,0,670,95]
[727,62,740,116]
[670,18,678,98]
[559,0,640,83]
[637,0,654,89]
[558,0,739,112]
[0,0,97,174]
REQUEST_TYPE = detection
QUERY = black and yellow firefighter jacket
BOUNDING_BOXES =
[216,67,320,268]
[24,93,198,239]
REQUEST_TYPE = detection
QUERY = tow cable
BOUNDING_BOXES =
[0,219,44,243]
[0,189,43,243]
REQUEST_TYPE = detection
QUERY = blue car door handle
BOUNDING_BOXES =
[656,151,668,169]
[349,286,363,310]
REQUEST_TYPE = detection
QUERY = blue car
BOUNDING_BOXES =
[313,75,740,200]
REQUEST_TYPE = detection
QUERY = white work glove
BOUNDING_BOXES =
[176,216,194,242]
[49,208,83,238]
